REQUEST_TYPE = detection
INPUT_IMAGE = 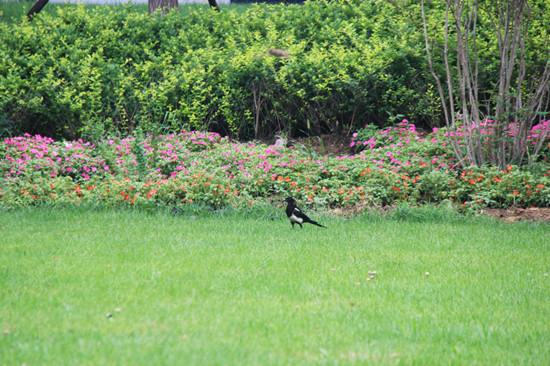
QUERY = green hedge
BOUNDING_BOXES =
[0,1,547,140]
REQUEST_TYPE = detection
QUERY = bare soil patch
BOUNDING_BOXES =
[482,207,550,223]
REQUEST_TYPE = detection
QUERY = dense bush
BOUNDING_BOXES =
[2,120,549,210]
[2,1,545,140]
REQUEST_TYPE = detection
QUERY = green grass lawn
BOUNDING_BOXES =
[1,207,549,365]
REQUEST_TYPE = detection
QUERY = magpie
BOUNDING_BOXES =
[284,197,326,229]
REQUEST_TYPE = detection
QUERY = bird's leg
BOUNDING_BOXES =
[299,223,303,229]
[291,222,295,229]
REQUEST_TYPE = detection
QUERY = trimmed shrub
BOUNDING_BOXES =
[1,1,547,141]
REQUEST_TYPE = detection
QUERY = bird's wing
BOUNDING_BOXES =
[293,207,311,221]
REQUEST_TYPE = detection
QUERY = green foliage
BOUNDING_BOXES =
[0,1,447,140]
[1,1,547,140]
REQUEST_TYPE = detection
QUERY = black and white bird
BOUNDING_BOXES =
[284,197,326,229]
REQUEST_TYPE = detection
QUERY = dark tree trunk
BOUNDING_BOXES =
[208,0,220,11]
[27,0,49,20]
[149,0,178,14]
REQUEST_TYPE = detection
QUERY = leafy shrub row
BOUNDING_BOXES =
[2,1,546,140]
[2,121,549,211]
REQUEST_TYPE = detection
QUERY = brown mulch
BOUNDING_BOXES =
[481,207,550,223]
[328,205,550,223]
[292,134,351,155]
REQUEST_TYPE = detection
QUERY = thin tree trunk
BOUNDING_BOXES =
[421,0,467,166]
[27,0,49,20]
[208,0,220,12]
[149,0,178,15]
[252,84,264,139]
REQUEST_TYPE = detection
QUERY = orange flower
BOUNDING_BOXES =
[284,177,291,182]
[536,184,544,189]
[391,186,401,192]
[86,185,95,191]
[469,179,476,185]
[277,176,284,182]
[493,177,502,183]
[512,190,520,196]
[359,167,372,176]
[146,189,158,199]
[290,181,297,187]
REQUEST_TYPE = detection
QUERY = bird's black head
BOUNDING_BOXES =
[284,197,296,205]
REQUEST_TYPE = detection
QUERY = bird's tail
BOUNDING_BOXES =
[308,219,327,228]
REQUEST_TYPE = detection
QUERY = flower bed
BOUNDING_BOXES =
[1,121,549,211]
